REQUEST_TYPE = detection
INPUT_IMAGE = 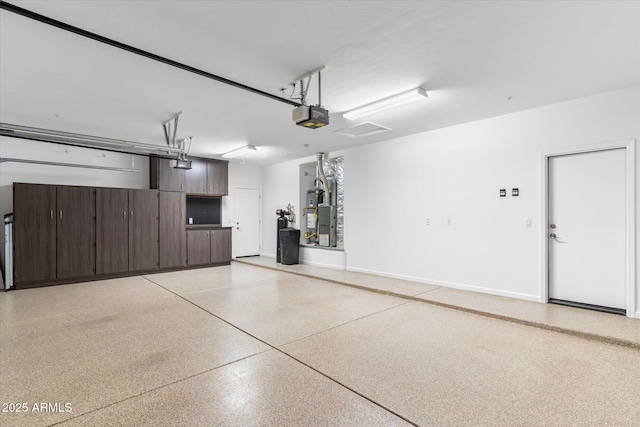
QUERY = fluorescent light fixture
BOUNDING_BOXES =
[343,87,427,121]
[222,144,257,159]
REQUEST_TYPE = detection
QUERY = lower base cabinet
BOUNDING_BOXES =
[187,228,232,266]
[210,228,232,263]
[187,230,211,266]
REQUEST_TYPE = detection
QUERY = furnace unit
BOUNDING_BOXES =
[317,205,336,247]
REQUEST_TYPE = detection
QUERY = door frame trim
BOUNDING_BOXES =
[233,186,262,258]
[540,139,636,318]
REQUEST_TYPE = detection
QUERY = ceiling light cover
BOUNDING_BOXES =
[222,144,257,158]
[343,87,427,121]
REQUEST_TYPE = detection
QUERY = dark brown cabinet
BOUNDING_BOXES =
[184,158,228,196]
[13,182,228,289]
[152,157,228,196]
[13,184,95,285]
[185,159,208,194]
[129,189,159,272]
[159,191,186,268]
[56,186,95,279]
[96,188,129,275]
[207,161,228,196]
[150,157,186,192]
[13,183,56,284]
[187,227,232,266]
[97,188,161,273]
[210,228,232,263]
[187,229,211,266]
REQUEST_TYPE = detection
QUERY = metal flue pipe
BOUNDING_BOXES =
[316,152,330,206]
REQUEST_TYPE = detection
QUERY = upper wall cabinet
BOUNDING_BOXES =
[207,161,228,196]
[150,157,186,192]
[151,157,228,196]
[186,159,228,196]
[185,159,207,194]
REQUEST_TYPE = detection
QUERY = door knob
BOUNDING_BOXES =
[550,233,557,239]
[550,224,557,229]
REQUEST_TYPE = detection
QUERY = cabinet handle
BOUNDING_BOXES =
[60,210,63,219]
[131,210,134,219]
[123,211,126,219]
[181,211,183,218]
[50,210,54,219]
[181,183,184,190]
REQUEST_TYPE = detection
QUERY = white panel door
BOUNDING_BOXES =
[234,188,261,257]
[548,149,626,310]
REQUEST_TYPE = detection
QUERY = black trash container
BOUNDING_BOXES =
[279,228,300,265]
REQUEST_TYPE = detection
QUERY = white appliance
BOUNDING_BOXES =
[4,214,13,290]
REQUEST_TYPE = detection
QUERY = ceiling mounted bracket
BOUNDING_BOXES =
[162,112,182,148]
[290,66,326,106]
[161,113,192,169]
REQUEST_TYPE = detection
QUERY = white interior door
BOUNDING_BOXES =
[548,148,626,311]
[234,188,261,257]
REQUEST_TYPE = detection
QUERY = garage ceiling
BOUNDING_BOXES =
[1,0,638,166]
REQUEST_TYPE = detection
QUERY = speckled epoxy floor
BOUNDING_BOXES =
[1,261,639,426]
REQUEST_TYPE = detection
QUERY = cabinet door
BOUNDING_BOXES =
[152,157,186,192]
[185,159,207,195]
[187,230,211,265]
[129,189,159,271]
[207,161,228,196]
[159,191,186,268]
[13,183,56,284]
[96,188,129,275]
[56,186,96,279]
[210,228,232,264]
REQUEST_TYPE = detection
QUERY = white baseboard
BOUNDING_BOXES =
[346,265,540,302]
[300,259,344,270]
[260,253,276,259]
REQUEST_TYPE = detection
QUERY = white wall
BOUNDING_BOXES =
[262,159,302,258]
[0,136,150,275]
[262,86,640,312]
[225,163,263,258]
